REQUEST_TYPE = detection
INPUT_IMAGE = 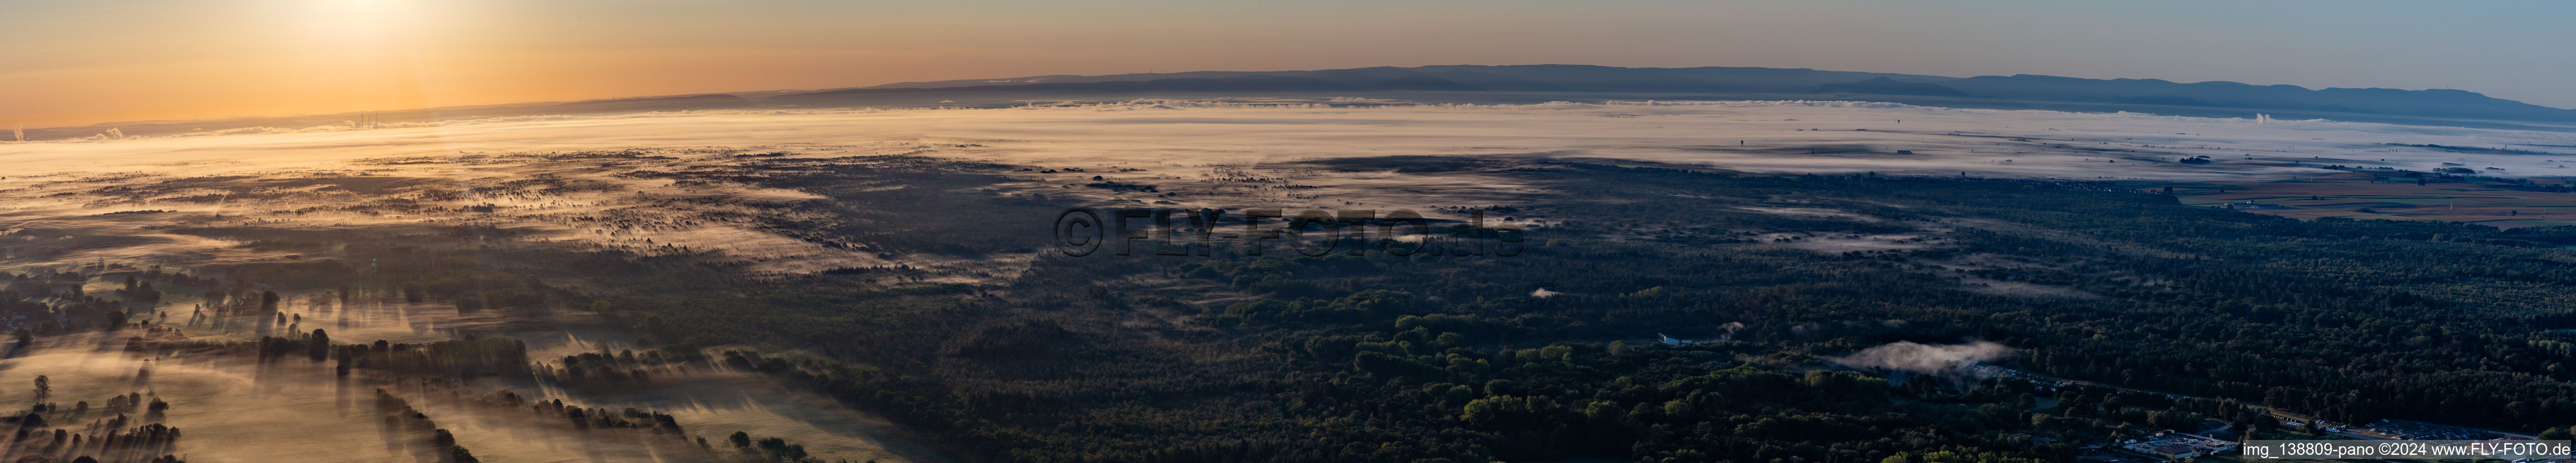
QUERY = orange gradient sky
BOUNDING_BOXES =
[6,0,2573,128]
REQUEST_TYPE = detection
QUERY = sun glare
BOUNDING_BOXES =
[271,0,438,112]
[298,0,420,48]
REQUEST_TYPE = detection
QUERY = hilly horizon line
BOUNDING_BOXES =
[855,64,2542,102]
[18,64,2576,138]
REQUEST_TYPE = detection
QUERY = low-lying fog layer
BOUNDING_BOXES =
[1,293,949,463]
[10,99,2576,182]
[5,99,2576,462]
[3,99,2568,271]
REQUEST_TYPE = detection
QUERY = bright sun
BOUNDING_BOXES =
[300,0,419,45]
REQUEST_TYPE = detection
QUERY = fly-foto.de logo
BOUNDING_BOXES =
[1051,208,1525,258]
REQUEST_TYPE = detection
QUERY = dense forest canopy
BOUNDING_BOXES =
[8,154,2576,463]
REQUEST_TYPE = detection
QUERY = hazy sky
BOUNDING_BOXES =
[5,0,2571,128]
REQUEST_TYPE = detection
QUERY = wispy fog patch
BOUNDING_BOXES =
[1714,321,1747,341]
[1825,340,2015,375]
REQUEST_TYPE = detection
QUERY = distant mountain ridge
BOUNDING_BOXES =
[1797,77,1976,98]
[810,64,2576,124]
[856,64,1958,94]
[784,74,1491,99]
[1938,74,2576,122]
[24,64,2576,141]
